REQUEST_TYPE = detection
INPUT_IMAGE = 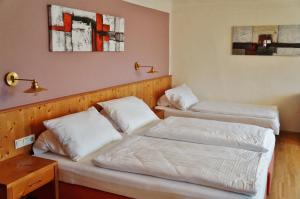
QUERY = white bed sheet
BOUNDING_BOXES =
[156,106,280,135]
[190,101,278,119]
[36,132,275,199]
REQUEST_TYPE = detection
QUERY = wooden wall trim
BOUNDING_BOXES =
[0,75,171,113]
[0,75,172,161]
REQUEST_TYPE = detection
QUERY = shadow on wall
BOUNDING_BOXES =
[0,85,17,103]
[272,94,300,133]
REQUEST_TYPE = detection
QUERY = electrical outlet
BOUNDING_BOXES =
[14,134,35,149]
[24,134,35,146]
[15,138,24,149]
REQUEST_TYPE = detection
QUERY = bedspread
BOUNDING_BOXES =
[93,136,263,196]
[144,117,273,152]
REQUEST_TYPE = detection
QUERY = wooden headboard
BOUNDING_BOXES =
[0,75,172,161]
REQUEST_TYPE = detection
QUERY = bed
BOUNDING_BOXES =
[32,96,276,199]
[36,152,274,199]
[156,84,280,135]
[35,127,275,199]
[156,103,280,135]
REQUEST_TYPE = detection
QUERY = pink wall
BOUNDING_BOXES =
[0,0,169,110]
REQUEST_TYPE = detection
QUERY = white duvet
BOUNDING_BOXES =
[93,136,263,196]
[144,117,273,152]
[190,101,278,119]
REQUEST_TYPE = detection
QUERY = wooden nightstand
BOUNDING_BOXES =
[0,155,58,199]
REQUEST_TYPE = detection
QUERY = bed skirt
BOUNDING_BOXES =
[29,181,131,199]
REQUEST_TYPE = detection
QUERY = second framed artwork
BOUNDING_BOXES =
[232,25,300,56]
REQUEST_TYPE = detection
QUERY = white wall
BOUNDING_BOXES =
[171,0,300,132]
[123,0,172,13]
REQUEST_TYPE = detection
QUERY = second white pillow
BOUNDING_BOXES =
[165,84,199,110]
[98,96,159,134]
[33,130,66,156]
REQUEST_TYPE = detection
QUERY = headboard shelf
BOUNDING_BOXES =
[0,75,172,161]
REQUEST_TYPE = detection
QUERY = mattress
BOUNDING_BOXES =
[36,131,275,199]
[156,105,280,135]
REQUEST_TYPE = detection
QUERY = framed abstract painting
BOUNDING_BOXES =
[48,5,125,52]
[232,25,300,56]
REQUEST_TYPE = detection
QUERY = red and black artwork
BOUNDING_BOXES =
[232,25,300,56]
[48,5,125,52]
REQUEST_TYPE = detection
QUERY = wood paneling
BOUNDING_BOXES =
[0,76,172,161]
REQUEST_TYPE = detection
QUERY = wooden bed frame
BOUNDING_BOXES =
[30,182,132,199]
[30,159,275,199]
[0,75,171,162]
[0,75,275,199]
[0,75,171,198]
[29,156,275,199]
[267,154,275,196]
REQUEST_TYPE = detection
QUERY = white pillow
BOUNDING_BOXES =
[157,94,172,107]
[33,130,66,156]
[98,96,159,134]
[100,109,122,132]
[43,107,122,161]
[165,84,199,110]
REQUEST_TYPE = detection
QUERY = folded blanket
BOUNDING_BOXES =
[144,117,273,152]
[190,101,278,119]
[93,136,263,196]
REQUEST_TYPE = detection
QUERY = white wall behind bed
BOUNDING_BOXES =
[122,0,172,13]
[171,0,300,133]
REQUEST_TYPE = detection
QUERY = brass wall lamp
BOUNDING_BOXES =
[4,72,47,93]
[134,62,158,74]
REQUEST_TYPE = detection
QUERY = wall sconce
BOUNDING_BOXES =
[134,62,158,74]
[4,72,47,93]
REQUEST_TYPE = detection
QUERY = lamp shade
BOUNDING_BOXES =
[23,80,47,93]
[147,67,158,73]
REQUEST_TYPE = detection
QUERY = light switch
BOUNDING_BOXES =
[15,138,24,149]
[15,134,35,149]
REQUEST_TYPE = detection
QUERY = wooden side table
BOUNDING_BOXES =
[0,155,58,199]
